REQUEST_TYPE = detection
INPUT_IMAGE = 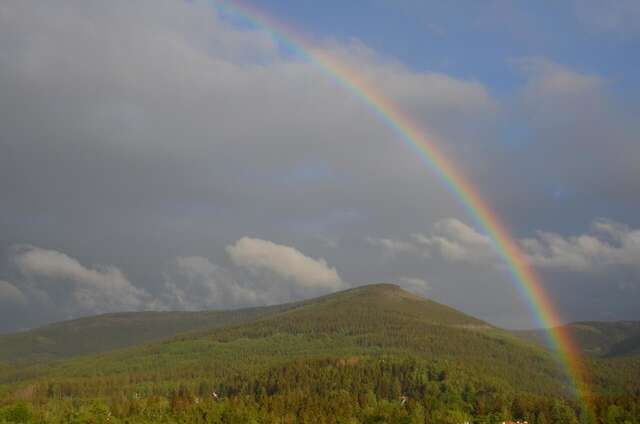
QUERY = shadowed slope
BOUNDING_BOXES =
[0,304,295,362]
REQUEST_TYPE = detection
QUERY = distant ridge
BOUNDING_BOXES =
[0,303,295,362]
[515,320,640,357]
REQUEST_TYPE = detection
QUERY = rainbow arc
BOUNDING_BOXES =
[217,0,592,415]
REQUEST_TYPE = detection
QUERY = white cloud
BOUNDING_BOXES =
[413,218,495,263]
[0,280,26,305]
[227,237,344,290]
[161,256,258,310]
[371,217,640,276]
[1,238,348,322]
[522,219,640,272]
[369,218,497,265]
[161,238,347,310]
[396,277,431,294]
[10,245,151,313]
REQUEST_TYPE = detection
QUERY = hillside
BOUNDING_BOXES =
[1,285,565,393]
[0,284,637,423]
[0,303,296,362]
[515,320,640,357]
[0,284,486,363]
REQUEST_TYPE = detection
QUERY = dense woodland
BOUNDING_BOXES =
[0,285,638,423]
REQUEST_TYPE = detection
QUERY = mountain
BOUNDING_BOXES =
[0,284,637,422]
[0,303,296,362]
[1,284,564,393]
[515,320,640,357]
[0,283,487,363]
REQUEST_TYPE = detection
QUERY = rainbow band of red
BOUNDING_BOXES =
[218,0,592,413]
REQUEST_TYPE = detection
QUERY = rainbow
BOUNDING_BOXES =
[216,0,592,414]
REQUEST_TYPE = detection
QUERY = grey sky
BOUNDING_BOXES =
[1,0,639,332]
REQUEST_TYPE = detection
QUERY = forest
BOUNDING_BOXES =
[0,285,638,423]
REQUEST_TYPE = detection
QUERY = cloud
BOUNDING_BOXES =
[396,277,431,294]
[369,218,497,266]
[0,0,497,262]
[0,0,498,329]
[371,217,640,276]
[321,38,498,139]
[227,237,344,290]
[574,0,640,36]
[365,237,421,256]
[516,57,606,130]
[162,238,347,310]
[506,58,640,202]
[10,245,152,314]
[522,219,640,272]
[161,256,258,310]
[518,58,604,96]
[413,219,495,263]
[0,238,350,331]
[0,1,638,329]
[3,239,348,319]
[0,280,26,305]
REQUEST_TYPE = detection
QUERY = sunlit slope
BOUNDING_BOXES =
[0,284,573,398]
[269,283,489,327]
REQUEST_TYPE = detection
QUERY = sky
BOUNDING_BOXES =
[1,0,640,332]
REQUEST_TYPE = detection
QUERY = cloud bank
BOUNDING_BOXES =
[370,218,640,276]
[227,237,343,290]
[0,238,347,330]
[368,218,497,266]
[11,245,151,313]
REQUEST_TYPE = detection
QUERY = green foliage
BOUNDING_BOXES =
[0,357,600,423]
[0,402,31,423]
[0,284,637,422]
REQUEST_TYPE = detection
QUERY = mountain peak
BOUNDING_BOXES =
[354,282,404,292]
[280,283,487,328]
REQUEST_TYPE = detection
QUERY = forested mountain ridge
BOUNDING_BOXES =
[1,284,556,394]
[0,283,487,363]
[0,284,638,422]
